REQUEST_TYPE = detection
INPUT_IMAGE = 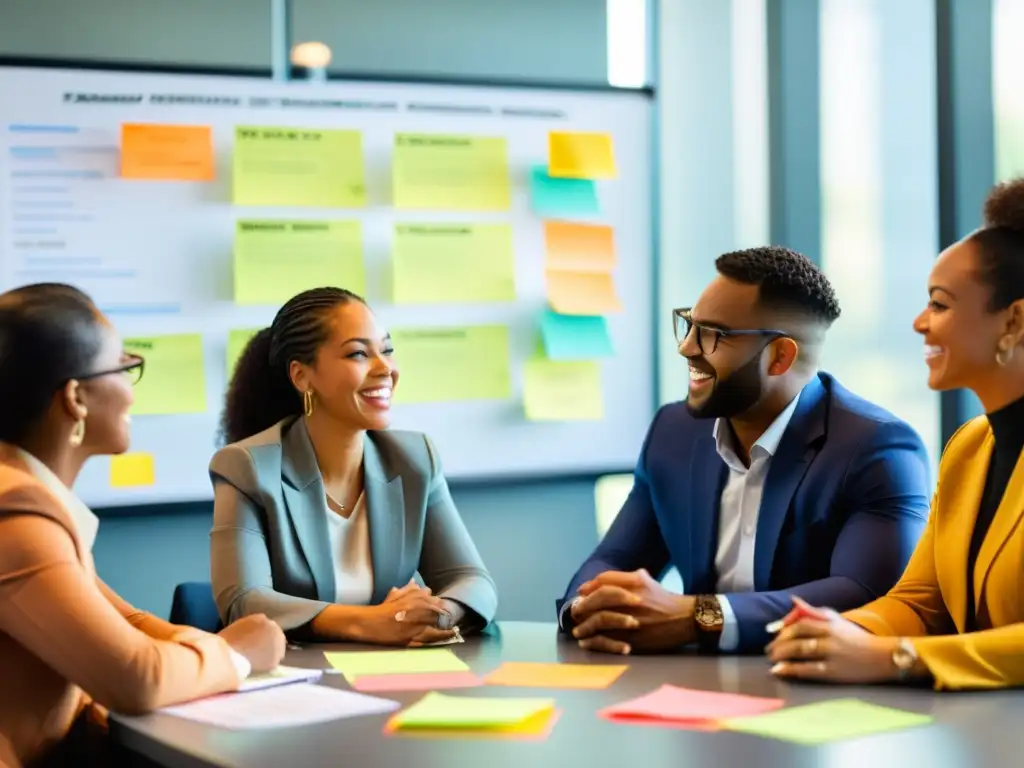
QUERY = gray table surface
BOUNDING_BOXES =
[110,621,1024,768]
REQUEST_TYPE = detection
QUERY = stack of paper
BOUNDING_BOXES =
[384,692,561,741]
[324,649,483,693]
[598,684,783,731]
[238,665,323,693]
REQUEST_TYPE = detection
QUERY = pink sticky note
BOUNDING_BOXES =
[598,684,784,731]
[349,670,483,693]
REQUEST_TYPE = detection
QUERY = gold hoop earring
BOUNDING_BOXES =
[69,418,86,447]
[303,390,315,417]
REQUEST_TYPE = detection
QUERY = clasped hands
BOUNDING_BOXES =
[376,579,459,647]
[568,569,695,654]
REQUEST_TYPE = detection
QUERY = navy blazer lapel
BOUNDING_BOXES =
[363,434,405,604]
[280,418,336,602]
[753,376,828,590]
[689,435,728,592]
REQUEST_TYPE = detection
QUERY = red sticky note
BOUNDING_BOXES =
[598,684,784,731]
[348,670,483,693]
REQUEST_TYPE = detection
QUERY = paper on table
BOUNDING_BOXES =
[548,131,617,179]
[721,698,933,745]
[238,665,323,693]
[391,224,515,304]
[123,334,207,415]
[598,685,784,731]
[109,453,155,488]
[226,328,260,378]
[120,123,214,181]
[546,269,623,315]
[523,359,603,422]
[162,683,398,729]
[540,310,613,360]
[384,707,563,741]
[390,326,511,404]
[233,126,365,207]
[324,648,469,679]
[233,220,364,305]
[393,133,510,210]
[390,692,555,729]
[529,165,599,217]
[349,670,482,693]
[544,221,616,273]
[484,662,627,690]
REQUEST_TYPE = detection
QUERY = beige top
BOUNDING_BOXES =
[0,443,243,768]
[325,491,374,605]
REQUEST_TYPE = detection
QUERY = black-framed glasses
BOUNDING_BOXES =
[76,354,146,386]
[672,308,789,355]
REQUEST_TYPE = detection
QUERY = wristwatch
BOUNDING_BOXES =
[891,637,918,680]
[694,595,724,653]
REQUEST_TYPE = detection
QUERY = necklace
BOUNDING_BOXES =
[325,491,346,512]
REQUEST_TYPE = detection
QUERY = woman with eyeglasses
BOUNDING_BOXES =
[0,283,285,767]
[767,178,1024,690]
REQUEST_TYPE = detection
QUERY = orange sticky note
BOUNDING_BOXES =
[120,123,214,181]
[110,453,156,488]
[544,221,616,272]
[546,269,623,315]
[484,662,627,690]
[548,131,617,179]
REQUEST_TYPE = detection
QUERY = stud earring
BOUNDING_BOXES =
[69,418,86,447]
[303,390,315,417]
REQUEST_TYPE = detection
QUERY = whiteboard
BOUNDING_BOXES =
[0,66,654,508]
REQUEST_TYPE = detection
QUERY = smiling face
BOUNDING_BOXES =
[289,301,398,431]
[914,238,1018,392]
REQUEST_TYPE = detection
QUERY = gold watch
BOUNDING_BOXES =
[891,638,918,680]
[694,595,724,653]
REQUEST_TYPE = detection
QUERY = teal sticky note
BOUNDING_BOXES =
[529,166,599,218]
[540,310,614,360]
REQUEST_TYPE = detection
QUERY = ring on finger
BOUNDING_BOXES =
[805,638,818,656]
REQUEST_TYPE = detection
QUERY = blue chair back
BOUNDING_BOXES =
[169,582,222,633]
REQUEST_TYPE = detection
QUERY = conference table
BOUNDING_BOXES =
[111,621,1024,767]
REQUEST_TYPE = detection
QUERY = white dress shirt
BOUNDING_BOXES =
[325,491,375,605]
[713,393,801,650]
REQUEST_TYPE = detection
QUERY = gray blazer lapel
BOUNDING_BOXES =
[280,418,336,603]
[364,433,405,603]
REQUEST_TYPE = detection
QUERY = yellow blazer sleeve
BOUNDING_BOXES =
[910,624,1024,690]
[842,494,956,637]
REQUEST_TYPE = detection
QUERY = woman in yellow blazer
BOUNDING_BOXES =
[0,284,285,767]
[766,177,1024,691]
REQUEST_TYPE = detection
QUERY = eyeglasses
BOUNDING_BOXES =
[672,308,789,355]
[76,354,146,386]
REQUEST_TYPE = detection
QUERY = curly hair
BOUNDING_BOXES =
[715,246,842,326]
[973,177,1024,312]
[220,287,364,444]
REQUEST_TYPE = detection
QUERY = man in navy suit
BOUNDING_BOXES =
[559,246,931,655]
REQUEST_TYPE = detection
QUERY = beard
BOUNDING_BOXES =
[686,350,765,419]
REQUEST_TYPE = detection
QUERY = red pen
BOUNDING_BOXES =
[765,602,825,634]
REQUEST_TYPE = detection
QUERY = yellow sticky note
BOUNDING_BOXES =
[546,269,623,315]
[393,134,510,210]
[523,359,603,421]
[110,453,156,488]
[548,131,617,179]
[122,334,207,415]
[544,221,616,272]
[233,126,365,207]
[234,220,364,305]
[390,692,554,729]
[226,328,260,378]
[120,123,214,181]
[391,326,511,404]
[392,224,515,304]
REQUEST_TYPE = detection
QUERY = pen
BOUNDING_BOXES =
[765,604,823,634]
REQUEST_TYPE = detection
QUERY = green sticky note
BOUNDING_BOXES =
[233,126,365,207]
[394,692,555,729]
[722,699,933,745]
[233,220,364,305]
[393,134,510,210]
[391,325,511,404]
[324,649,469,678]
[226,328,260,379]
[392,223,515,304]
[523,359,603,421]
[540,310,613,360]
[122,334,207,415]
[530,165,599,218]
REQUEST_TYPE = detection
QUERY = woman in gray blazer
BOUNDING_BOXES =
[209,287,498,646]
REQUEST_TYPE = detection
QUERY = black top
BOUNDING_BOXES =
[965,393,1024,630]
